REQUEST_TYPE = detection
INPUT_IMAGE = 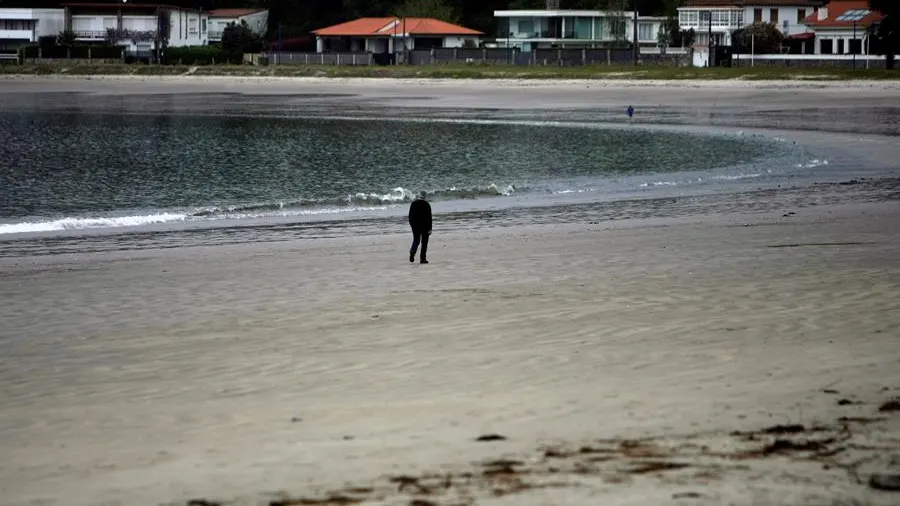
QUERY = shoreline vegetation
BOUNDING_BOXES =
[1,63,899,80]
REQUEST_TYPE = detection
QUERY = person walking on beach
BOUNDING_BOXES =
[408,191,432,264]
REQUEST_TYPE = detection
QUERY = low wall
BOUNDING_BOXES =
[267,49,690,67]
[732,53,897,69]
[267,52,373,66]
[16,58,124,65]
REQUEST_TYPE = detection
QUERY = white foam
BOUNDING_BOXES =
[351,187,414,203]
[711,173,763,181]
[0,213,187,235]
[796,159,829,168]
[640,181,680,188]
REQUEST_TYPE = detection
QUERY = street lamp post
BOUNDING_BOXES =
[699,11,712,67]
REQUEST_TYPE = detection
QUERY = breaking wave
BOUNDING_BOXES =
[0,183,519,235]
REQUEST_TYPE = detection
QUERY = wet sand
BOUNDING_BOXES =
[1,78,899,506]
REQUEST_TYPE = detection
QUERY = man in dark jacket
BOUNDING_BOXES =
[408,191,432,264]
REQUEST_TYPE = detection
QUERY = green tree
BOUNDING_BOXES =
[869,0,898,69]
[393,0,460,23]
[221,20,264,59]
[56,30,76,47]
[738,22,784,54]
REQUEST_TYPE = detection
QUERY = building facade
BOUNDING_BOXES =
[493,9,663,50]
[62,2,208,53]
[677,0,824,48]
[313,17,482,54]
[207,8,268,43]
[0,8,65,49]
[800,1,883,55]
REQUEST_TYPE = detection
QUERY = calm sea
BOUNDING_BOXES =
[1,96,889,257]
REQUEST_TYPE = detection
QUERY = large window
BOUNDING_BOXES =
[593,18,606,39]
[754,8,762,22]
[0,19,32,30]
[563,17,576,38]
[820,39,833,54]
[711,11,730,25]
[576,17,591,39]
[679,10,699,26]
[638,22,654,41]
[517,19,534,36]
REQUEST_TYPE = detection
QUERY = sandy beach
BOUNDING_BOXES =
[1,78,899,506]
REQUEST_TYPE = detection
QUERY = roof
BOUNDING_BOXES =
[494,10,637,17]
[802,1,884,28]
[61,3,200,12]
[313,17,483,37]
[206,8,268,18]
[681,0,823,6]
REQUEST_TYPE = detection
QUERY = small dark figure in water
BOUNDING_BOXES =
[626,105,634,121]
[408,191,432,264]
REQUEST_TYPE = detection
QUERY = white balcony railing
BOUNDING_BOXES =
[73,30,159,42]
[0,29,33,40]
[73,30,106,40]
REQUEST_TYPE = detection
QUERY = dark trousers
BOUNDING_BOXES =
[410,229,429,261]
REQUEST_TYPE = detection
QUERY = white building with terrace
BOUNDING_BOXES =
[677,0,824,48]
[493,9,667,51]
[62,2,208,53]
[0,8,65,50]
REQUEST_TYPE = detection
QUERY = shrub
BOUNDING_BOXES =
[165,45,230,65]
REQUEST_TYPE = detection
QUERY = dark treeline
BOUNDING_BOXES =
[0,0,682,38]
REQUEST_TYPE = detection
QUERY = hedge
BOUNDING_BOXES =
[164,46,236,65]
[18,45,125,60]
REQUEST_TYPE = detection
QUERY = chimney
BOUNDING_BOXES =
[817,7,828,21]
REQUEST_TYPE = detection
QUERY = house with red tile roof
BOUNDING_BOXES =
[207,8,268,43]
[312,17,482,54]
[800,0,884,55]
[678,1,824,49]
[676,1,824,65]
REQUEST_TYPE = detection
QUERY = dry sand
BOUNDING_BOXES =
[1,78,899,506]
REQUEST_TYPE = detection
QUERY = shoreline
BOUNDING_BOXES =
[3,72,900,89]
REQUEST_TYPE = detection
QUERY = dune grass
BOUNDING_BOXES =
[1,62,898,80]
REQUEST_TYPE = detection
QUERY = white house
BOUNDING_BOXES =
[800,1,883,55]
[312,17,482,54]
[494,9,642,50]
[206,8,269,43]
[677,0,825,48]
[62,2,208,53]
[0,8,65,49]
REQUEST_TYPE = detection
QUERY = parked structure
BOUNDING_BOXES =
[0,7,65,50]
[207,8,268,43]
[800,0,882,55]
[62,2,208,54]
[493,9,664,50]
[312,17,482,54]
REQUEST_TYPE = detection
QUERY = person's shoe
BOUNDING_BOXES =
[420,259,429,264]
[409,252,415,263]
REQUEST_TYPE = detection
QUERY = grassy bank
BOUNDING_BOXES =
[1,62,898,80]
